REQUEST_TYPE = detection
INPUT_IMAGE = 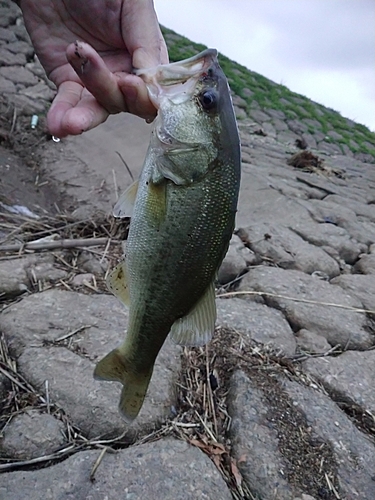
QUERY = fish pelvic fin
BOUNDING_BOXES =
[113,180,139,218]
[170,281,216,346]
[93,348,153,423]
[106,260,130,307]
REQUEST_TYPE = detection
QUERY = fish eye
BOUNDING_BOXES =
[199,89,218,111]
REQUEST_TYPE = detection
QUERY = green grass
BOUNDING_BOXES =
[161,26,375,158]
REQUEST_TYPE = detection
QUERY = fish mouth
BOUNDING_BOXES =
[135,49,218,108]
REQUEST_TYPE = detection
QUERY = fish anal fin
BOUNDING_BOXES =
[94,348,153,423]
[170,282,216,346]
[106,260,130,307]
[94,347,126,382]
[113,180,139,218]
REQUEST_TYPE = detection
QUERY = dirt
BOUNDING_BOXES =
[0,96,62,217]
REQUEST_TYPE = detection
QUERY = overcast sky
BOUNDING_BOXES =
[155,0,375,131]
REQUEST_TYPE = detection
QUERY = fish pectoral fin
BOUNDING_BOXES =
[170,282,216,346]
[106,260,130,307]
[94,348,153,423]
[113,180,139,218]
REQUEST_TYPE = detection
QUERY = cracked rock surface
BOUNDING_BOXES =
[1,2,375,499]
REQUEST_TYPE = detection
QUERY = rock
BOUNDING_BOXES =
[280,377,375,499]
[228,371,299,499]
[0,46,26,66]
[286,119,309,135]
[0,259,28,297]
[234,107,247,120]
[217,234,256,284]
[0,438,232,500]
[0,65,39,86]
[303,350,375,415]
[248,109,271,123]
[0,255,68,297]
[330,274,375,313]
[341,219,375,246]
[0,7,18,27]
[1,410,66,459]
[20,81,55,101]
[295,329,331,353]
[0,27,17,42]
[0,289,181,438]
[25,254,68,283]
[4,40,34,57]
[290,220,365,264]
[0,74,16,93]
[277,129,300,144]
[5,93,46,115]
[239,222,340,277]
[353,253,375,274]
[302,198,358,225]
[324,194,375,223]
[239,266,373,349]
[216,297,296,356]
[318,141,343,155]
[0,75,16,94]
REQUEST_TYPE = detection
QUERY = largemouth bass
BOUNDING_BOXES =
[94,49,241,422]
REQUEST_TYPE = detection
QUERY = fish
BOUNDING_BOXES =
[94,48,241,422]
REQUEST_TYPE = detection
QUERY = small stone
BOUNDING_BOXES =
[71,273,95,287]
[1,410,66,459]
[295,329,331,354]
[77,251,108,275]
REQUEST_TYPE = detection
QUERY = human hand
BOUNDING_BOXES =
[19,0,168,137]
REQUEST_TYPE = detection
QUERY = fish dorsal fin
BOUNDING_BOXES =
[106,260,130,307]
[113,180,139,218]
[170,282,216,346]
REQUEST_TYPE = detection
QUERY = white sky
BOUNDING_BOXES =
[155,0,375,131]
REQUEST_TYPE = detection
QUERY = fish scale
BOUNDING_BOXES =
[94,49,241,422]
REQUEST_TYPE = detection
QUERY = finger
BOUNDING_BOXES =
[117,73,157,120]
[121,0,169,69]
[47,81,109,137]
[66,41,128,114]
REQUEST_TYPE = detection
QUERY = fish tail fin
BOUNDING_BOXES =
[93,348,153,423]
